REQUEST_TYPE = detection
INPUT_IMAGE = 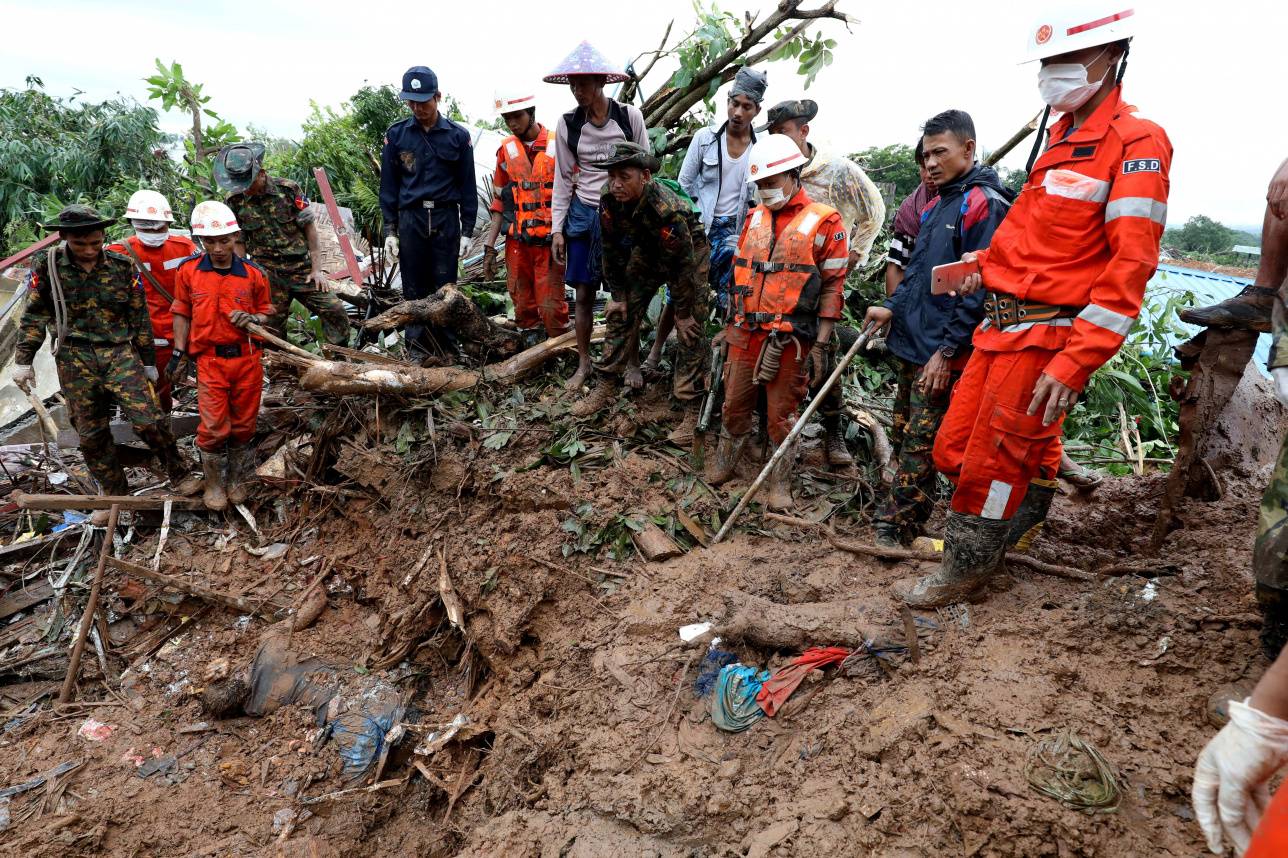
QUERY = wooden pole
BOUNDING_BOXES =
[58,504,119,706]
[711,324,875,544]
[984,111,1044,168]
[15,492,204,511]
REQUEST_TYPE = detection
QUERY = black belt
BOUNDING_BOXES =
[212,343,257,358]
[983,292,1081,329]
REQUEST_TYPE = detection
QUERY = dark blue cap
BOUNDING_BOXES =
[401,66,439,102]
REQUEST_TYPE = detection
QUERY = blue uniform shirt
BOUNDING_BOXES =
[380,113,477,238]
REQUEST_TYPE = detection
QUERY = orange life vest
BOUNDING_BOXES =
[500,129,557,243]
[731,201,837,338]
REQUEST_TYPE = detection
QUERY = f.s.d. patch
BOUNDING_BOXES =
[1122,158,1161,174]
[399,150,417,173]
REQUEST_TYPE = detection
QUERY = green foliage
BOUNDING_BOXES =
[852,144,921,206]
[997,167,1027,196]
[561,502,644,560]
[144,59,241,204]
[767,30,836,89]
[0,77,178,255]
[1164,214,1236,255]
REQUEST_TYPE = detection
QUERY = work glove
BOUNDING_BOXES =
[383,234,399,261]
[12,364,34,393]
[808,344,832,388]
[1192,698,1288,855]
[144,366,159,383]
[1273,367,1288,408]
[459,235,473,259]
[229,310,262,331]
[482,246,498,282]
[166,349,193,385]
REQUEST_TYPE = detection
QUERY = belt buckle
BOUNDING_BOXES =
[422,200,435,210]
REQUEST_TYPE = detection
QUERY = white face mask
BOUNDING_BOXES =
[134,228,169,247]
[1037,47,1109,112]
[759,182,793,211]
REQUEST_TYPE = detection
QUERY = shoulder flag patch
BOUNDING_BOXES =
[832,230,845,242]
[1122,158,1161,175]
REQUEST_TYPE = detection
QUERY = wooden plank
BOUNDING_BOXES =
[14,492,205,511]
[106,557,290,618]
[0,579,53,621]
[0,529,78,562]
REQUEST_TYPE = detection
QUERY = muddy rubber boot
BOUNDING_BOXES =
[166,450,204,497]
[763,439,798,511]
[873,520,903,549]
[1179,285,1277,333]
[822,413,855,469]
[569,379,619,419]
[666,403,702,446]
[894,511,1011,608]
[705,431,748,485]
[1007,479,1058,551]
[225,444,255,506]
[202,451,228,512]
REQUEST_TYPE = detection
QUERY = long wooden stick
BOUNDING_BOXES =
[712,324,875,544]
[58,504,119,705]
[15,492,204,511]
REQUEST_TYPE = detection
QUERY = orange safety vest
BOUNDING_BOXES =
[731,201,837,338]
[500,129,557,243]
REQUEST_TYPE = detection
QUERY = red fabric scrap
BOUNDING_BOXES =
[755,646,851,717]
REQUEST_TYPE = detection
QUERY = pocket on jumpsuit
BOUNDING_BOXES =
[980,404,1063,519]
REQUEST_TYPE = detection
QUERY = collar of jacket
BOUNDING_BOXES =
[57,244,108,273]
[771,186,815,221]
[197,253,249,277]
[407,112,453,135]
[1048,85,1125,145]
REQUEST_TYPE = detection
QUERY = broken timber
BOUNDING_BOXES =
[106,557,291,618]
[14,492,205,511]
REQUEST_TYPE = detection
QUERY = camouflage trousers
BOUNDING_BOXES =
[597,274,712,403]
[56,342,183,495]
[873,357,960,535]
[262,260,351,346]
[1255,430,1288,657]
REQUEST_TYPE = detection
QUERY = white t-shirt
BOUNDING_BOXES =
[714,134,750,218]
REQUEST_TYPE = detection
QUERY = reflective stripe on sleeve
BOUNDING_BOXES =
[820,257,848,271]
[1077,303,1135,336]
[1105,197,1167,226]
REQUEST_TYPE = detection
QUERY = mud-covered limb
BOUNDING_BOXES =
[362,285,520,353]
[845,406,893,476]
[717,589,881,650]
[298,361,481,396]
[106,557,292,618]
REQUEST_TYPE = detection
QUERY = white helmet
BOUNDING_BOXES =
[748,134,809,182]
[190,201,240,237]
[493,91,538,116]
[125,189,175,222]
[1023,3,1137,63]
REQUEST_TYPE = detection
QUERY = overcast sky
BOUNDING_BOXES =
[2,0,1281,230]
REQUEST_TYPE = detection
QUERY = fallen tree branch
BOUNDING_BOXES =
[361,285,520,356]
[107,557,291,617]
[718,588,887,650]
[15,492,204,511]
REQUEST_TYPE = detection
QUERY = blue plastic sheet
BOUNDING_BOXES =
[710,663,770,733]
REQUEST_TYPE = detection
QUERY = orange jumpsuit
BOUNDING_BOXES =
[933,87,1171,519]
[723,188,849,445]
[1248,784,1288,857]
[490,124,569,337]
[107,234,198,412]
[170,255,273,451]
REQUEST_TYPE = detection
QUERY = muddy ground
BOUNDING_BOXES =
[0,364,1267,858]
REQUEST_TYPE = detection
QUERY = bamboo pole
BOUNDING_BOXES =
[58,504,119,705]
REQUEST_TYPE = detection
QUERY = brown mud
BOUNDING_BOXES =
[0,370,1271,858]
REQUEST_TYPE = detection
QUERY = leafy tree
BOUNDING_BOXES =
[1164,214,1237,255]
[144,59,242,209]
[0,76,179,257]
[852,144,920,204]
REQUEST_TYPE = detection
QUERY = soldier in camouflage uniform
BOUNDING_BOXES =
[1256,286,1288,658]
[569,143,711,426]
[11,206,195,521]
[214,143,350,346]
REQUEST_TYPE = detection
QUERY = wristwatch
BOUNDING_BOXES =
[939,345,956,359]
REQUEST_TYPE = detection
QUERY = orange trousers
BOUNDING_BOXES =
[195,350,263,451]
[721,328,812,446]
[1248,783,1288,857]
[506,240,569,337]
[932,346,1063,520]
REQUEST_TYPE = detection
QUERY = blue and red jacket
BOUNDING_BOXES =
[883,163,1012,366]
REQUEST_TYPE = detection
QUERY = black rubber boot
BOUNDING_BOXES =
[1007,479,1058,551]
[225,444,255,506]
[895,512,1011,608]
[1179,286,1277,333]
[873,520,903,549]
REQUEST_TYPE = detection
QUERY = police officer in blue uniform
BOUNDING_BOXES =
[380,66,477,354]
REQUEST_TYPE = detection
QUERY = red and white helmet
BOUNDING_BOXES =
[190,201,240,237]
[125,189,174,222]
[748,134,809,182]
[1024,3,1138,63]
[493,91,538,116]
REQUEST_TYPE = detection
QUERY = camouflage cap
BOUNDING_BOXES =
[213,142,267,194]
[757,98,818,132]
[591,141,661,173]
[41,203,117,233]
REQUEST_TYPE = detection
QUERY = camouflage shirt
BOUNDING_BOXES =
[226,176,315,270]
[600,181,709,319]
[1273,289,1288,370]
[16,246,154,366]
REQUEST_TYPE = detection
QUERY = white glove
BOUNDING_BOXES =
[144,366,159,383]
[383,235,399,260]
[12,365,34,392]
[459,235,472,258]
[1273,367,1288,408]
[1192,698,1288,855]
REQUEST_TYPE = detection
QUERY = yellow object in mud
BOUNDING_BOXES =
[911,536,943,553]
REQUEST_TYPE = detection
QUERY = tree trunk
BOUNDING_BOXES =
[362,285,520,355]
